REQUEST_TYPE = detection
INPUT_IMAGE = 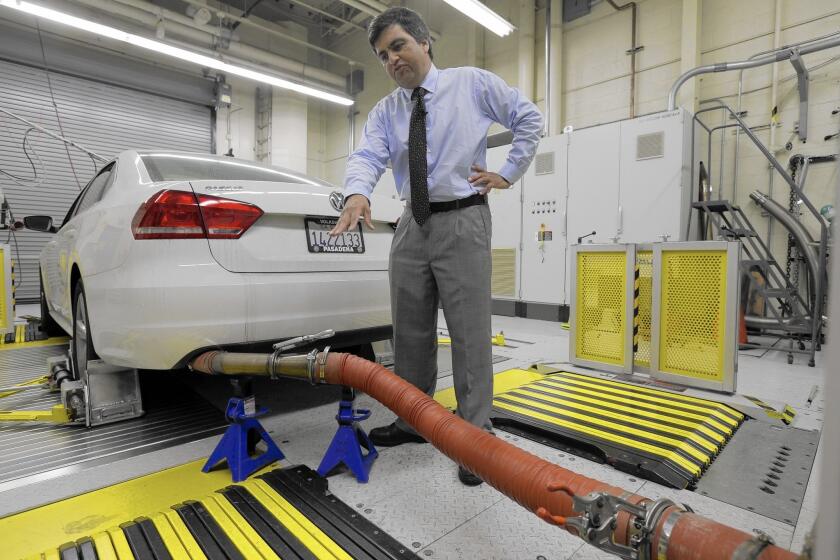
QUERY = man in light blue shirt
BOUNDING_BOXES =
[331,7,542,486]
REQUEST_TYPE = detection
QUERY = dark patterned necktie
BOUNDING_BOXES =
[409,87,430,225]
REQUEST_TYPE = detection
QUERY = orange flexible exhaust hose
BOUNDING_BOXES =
[322,352,796,560]
[190,349,797,559]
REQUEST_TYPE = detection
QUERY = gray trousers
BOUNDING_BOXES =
[389,203,493,433]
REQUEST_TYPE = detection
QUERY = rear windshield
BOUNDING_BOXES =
[141,154,310,183]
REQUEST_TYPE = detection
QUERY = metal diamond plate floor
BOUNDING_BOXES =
[0,343,226,492]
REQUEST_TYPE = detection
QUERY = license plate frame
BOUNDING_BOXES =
[305,216,366,254]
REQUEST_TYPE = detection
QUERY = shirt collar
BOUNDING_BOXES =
[400,64,438,100]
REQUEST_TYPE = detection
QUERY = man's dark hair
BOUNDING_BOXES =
[368,7,433,61]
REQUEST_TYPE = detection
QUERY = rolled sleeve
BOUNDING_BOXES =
[475,69,543,185]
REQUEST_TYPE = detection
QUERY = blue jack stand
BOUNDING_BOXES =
[202,395,285,482]
[317,386,378,483]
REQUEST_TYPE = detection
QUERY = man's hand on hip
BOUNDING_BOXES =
[468,164,511,195]
[330,194,374,236]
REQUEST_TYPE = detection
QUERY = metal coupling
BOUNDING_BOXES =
[559,490,682,560]
[304,346,330,385]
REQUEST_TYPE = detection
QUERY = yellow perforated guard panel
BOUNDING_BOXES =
[575,251,627,366]
[491,248,516,298]
[634,250,653,368]
[491,369,744,488]
[658,250,728,381]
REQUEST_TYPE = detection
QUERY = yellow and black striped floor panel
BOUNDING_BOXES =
[28,466,417,560]
[491,370,745,489]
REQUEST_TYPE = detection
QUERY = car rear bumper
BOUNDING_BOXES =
[84,260,391,370]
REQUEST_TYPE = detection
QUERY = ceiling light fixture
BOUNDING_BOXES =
[0,0,354,106]
[441,0,515,37]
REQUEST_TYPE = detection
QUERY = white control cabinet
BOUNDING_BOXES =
[520,134,569,305]
[565,121,623,301]
[617,110,693,243]
[486,109,697,317]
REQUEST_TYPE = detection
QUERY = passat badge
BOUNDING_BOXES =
[329,191,345,212]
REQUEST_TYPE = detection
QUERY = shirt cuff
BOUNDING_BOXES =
[343,186,372,203]
[498,162,522,185]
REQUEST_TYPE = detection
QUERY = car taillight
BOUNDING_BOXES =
[132,190,263,240]
[198,195,264,239]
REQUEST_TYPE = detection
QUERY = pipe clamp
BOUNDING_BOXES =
[732,531,774,560]
[562,492,682,560]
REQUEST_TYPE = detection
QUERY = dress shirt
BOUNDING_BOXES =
[344,64,543,203]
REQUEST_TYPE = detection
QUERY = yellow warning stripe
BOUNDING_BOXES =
[148,513,194,560]
[107,526,136,559]
[526,381,726,443]
[535,377,734,435]
[247,479,353,560]
[161,509,208,560]
[744,396,796,425]
[494,400,701,476]
[498,393,711,465]
[541,374,740,429]
[200,495,278,559]
[512,387,719,453]
[552,371,743,422]
[90,532,118,560]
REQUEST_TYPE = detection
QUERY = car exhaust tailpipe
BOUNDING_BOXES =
[189,350,797,560]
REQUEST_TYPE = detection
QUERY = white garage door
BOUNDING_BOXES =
[0,60,211,302]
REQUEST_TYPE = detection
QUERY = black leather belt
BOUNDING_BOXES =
[429,193,487,213]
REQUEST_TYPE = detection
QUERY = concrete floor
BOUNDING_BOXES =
[0,307,824,558]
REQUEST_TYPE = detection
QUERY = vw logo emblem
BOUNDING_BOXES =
[329,191,345,212]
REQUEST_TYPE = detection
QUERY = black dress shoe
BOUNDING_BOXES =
[368,422,426,447]
[458,466,483,486]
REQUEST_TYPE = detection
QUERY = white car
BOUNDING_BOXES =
[26,151,401,377]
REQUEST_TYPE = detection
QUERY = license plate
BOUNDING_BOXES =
[305,216,365,254]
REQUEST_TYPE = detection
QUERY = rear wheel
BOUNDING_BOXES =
[71,281,98,379]
[39,271,65,337]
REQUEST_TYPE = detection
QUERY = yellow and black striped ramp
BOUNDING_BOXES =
[491,371,745,489]
[31,465,417,560]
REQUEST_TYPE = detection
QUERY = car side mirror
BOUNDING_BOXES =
[24,215,56,233]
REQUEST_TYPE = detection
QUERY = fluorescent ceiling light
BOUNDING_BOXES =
[0,0,354,106]
[441,0,514,37]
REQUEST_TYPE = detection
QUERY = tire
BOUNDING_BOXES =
[39,271,66,337]
[71,280,99,379]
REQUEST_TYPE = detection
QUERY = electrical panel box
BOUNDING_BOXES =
[618,109,693,243]
[520,134,569,305]
[565,121,623,303]
[487,145,522,301]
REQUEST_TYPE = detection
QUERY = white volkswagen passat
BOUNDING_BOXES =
[26,151,401,377]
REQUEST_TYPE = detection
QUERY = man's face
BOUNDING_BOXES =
[373,24,431,90]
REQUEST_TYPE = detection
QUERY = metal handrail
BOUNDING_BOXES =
[668,33,840,111]
[691,100,827,366]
